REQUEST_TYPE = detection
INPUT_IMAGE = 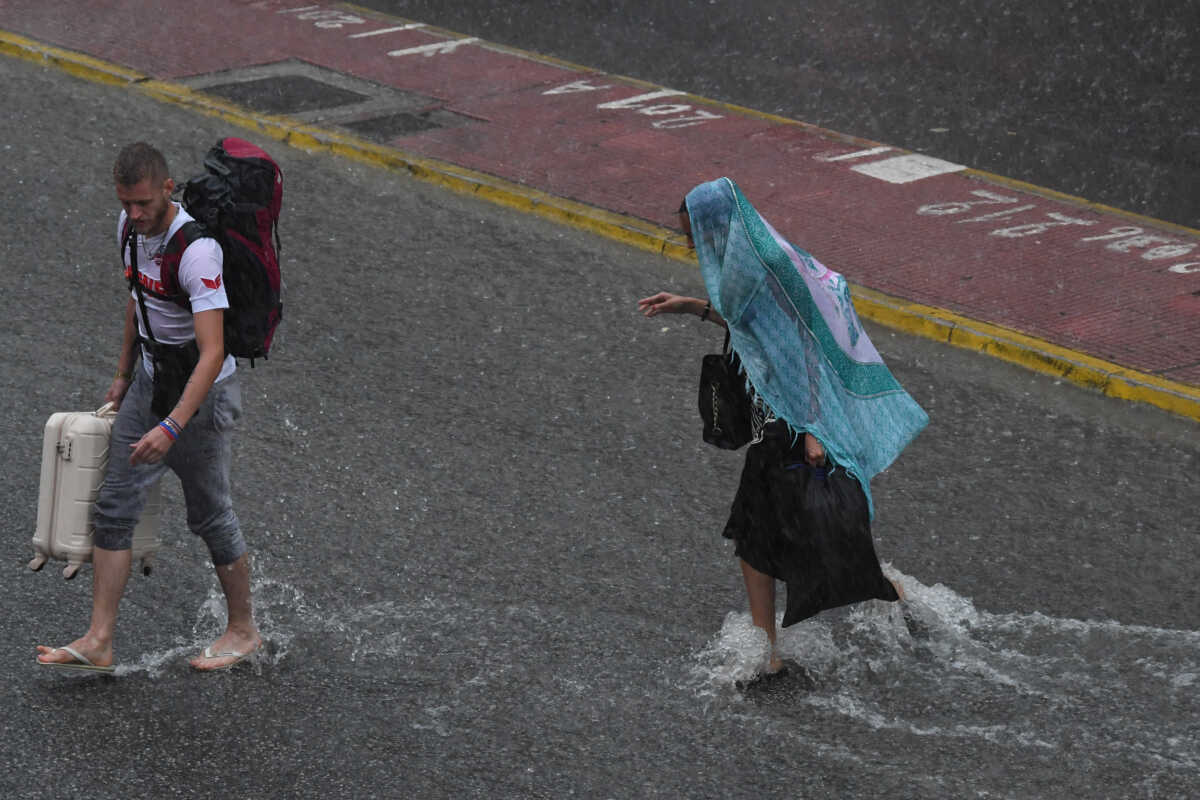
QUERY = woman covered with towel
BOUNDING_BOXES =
[639,178,927,675]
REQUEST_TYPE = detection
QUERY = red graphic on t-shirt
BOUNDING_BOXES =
[125,266,166,294]
[201,275,222,290]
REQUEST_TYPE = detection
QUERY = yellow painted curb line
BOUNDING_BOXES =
[847,287,1200,422]
[4,28,1198,423]
[0,29,142,85]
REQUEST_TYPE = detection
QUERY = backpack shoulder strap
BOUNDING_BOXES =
[124,218,199,337]
[119,217,133,257]
[124,221,159,344]
[159,220,206,303]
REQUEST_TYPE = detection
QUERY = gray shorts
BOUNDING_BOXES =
[93,364,247,566]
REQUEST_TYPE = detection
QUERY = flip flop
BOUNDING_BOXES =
[37,645,116,674]
[192,641,261,672]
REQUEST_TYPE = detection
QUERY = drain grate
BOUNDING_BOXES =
[343,111,446,141]
[202,75,370,115]
[184,61,482,141]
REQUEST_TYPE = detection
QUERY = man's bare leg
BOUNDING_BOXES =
[35,546,132,667]
[190,553,261,670]
[740,559,783,673]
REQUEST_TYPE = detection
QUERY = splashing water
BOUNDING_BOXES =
[115,566,474,679]
[110,559,1199,789]
[687,567,1200,775]
[115,571,315,677]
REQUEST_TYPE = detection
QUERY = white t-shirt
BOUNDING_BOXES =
[117,204,236,381]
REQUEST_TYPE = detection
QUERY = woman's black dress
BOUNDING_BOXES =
[723,420,900,626]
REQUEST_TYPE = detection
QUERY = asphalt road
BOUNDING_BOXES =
[363,0,1200,231]
[1,52,1197,799]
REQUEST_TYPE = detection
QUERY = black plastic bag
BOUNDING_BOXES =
[773,460,900,627]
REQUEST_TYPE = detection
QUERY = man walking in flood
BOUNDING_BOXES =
[36,142,261,672]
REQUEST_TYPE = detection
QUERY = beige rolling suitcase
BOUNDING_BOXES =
[30,403,162,579]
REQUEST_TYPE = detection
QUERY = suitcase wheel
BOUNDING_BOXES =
[28,554,48,572]
[62,563,81,580]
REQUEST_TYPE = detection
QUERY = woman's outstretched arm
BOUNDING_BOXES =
[637,292,727,328]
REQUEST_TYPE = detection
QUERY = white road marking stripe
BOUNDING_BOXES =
[815,146,893,162]
[350,24,426,38]
[388,38,480,57]
[852,154,965,184]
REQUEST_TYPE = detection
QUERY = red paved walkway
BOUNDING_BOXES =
[4,0,1198,390]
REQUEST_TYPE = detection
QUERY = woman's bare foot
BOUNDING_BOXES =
[891,579,906,602]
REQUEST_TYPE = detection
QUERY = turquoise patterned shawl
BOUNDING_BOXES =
[686,177,928,515]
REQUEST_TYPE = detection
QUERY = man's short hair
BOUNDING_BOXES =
[113,142,170,187]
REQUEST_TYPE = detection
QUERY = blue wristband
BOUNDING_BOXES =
[157,421,178,441]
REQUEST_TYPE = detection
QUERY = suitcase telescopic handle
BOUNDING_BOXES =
[96,402,116,417]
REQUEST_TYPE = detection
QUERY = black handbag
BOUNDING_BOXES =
[698,329,754,450]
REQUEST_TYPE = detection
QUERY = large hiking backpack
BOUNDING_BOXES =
[182,137,283,363]
[121,137,283,364]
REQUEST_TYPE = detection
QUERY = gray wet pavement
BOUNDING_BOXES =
[2,53,1198,799]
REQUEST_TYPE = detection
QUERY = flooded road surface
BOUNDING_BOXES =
[2,51,1197,799]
